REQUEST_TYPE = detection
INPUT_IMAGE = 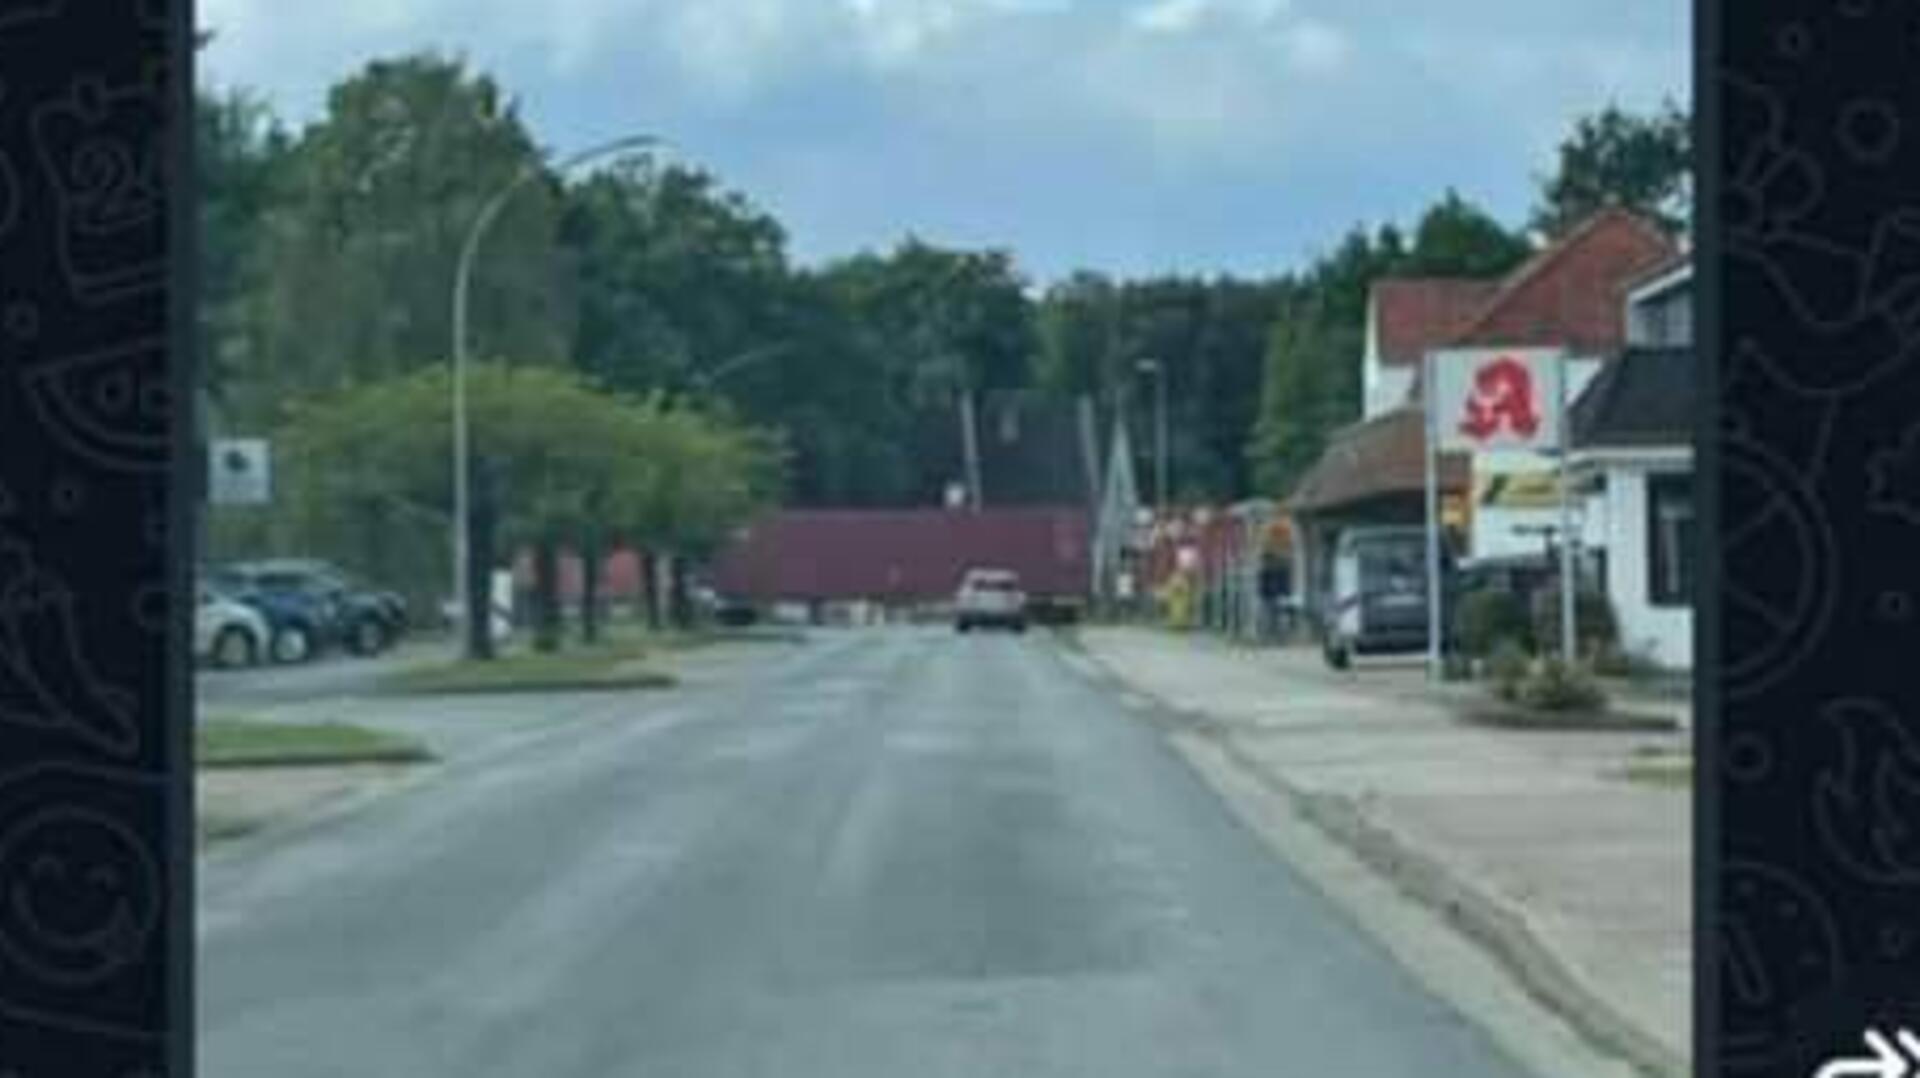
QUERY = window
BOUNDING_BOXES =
[1641,299,1671,345]
[1647,473,1693,607]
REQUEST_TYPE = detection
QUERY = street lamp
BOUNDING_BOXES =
[686,341,798,394]
[1136,358,1168,513]
[451,133,662,656]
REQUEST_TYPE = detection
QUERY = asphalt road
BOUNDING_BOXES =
[199,627,1541,1078]
[195,639,452,711]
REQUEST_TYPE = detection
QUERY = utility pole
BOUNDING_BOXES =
[1137,358,1168,511]
[959,389,984,510]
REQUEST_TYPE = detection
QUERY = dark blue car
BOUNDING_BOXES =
[209,560,407,661]
[205,574,335,664]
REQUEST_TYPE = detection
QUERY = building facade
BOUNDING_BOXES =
[1569,256,1694,669]
[1287,209,1680,620]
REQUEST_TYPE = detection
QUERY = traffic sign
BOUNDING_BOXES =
[209,438,271,506]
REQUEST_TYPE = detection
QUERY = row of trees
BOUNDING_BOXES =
[277,364,777,652]
[200,46,1690,632]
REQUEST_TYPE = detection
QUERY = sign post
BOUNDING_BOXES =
[1556,353,1575,663]
[1423,352,1442,681]
[1429,347,1569,673]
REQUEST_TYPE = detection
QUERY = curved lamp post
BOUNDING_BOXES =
[451,133,662,655]
[687,340,798,394]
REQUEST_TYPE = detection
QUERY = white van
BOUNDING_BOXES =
[1320,526,1454,668]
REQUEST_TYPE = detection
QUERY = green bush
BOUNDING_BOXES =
[1591,640,1669,681]
[1590,642,1630,677]
[1455,589,1532,658]
[1530,588,1619,659]
[1516,658,1608,712]
[1489,637,1531,701]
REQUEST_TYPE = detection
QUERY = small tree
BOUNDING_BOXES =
[276,363,776,658]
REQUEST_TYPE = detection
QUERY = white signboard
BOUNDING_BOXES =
[208,438,271,505]
[1423,346,1577,676]
[1429,348,1566,452]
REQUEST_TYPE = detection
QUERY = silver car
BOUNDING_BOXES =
[195,585,270,669]
[954,568,1028,633]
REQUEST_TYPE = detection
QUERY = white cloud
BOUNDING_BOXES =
[195,0,1687,277]
[1128,0,1293,34]
[1280,19,1349,75]
[1130,0,1208,33]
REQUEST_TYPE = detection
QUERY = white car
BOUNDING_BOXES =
[196,586,270,669]
[954,568,1028,633]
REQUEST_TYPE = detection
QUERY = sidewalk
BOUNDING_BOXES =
[1072,627,1689,1078]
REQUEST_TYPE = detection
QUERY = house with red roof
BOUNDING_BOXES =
[1287,208,1681,619]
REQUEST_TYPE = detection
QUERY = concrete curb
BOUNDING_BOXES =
[1059,633,1686,1078]
[1266,776,1687,1078]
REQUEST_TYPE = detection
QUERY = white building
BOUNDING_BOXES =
[1356,210,1682,562]
[1291,209,1682,620]
[1568,257,1694,669]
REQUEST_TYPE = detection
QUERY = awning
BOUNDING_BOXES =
[1286,406,1469,515]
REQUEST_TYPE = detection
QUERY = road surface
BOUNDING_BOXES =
[199,628,1540,1078]
[195,639,453,711]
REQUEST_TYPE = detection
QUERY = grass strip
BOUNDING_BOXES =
[1620,759,1693,788]
[1458,704,1680,733]
[381,645,677,696]
[197,719,435,769]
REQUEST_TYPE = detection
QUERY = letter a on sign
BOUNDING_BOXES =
[1429,348,1565,452]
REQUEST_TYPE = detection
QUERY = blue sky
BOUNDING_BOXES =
[199,0,1688,285]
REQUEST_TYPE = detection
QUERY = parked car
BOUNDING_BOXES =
[709,595,759,627]
[195,585,270,669]
[261,559,409,652]
[206,574,334,665]
[208,559,406,660]
[954,567,1028,633]
[1319,526,1457,669]
[1452,553,1555,609]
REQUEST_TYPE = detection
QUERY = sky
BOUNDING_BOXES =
[197,0,1689,285]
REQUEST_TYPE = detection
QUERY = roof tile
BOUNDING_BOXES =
[1374,279,1500,367]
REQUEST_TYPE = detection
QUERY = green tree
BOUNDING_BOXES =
[1405,190,1533,277]
[821,238,1038,405]
[275,364,776,653]
[1036,273,1283,503]
[1532,100,1691,240]
[197,88,292,407]
[231,53,570,428]
[1242,224,1404,498]
[559,160,917,508]
[560,155,791,394]
[1035,271,1122,396]
[1247,293,1358,495]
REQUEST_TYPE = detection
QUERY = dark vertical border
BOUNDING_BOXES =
[0,2,188,1075]
[168,4,197,1078]
[1694,0,1722,1074]
[1717,3,1920,1077]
